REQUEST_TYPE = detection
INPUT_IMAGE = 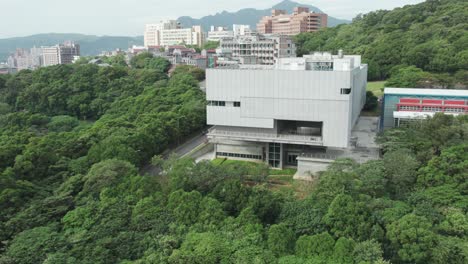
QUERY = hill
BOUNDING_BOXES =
[177,0,350,31]
[0,33,143,61]
[294,0,468,83]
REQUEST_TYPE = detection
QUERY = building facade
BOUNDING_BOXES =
[42,42,80,66]
[207,26,234,42]
[257,7,327,35]
[144,20,204,47]
[144,20,180,47]
[381,88,468,130]
[219,34,296,65]
[206,52,368,168]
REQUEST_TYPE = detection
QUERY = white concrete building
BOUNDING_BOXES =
[206,51,368,169]
[233,24,252,36]
[207,26,234,42]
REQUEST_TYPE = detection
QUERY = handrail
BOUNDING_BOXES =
[208,128,322,142]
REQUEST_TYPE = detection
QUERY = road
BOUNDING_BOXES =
[140,130,209,176]
[140,80,209,176]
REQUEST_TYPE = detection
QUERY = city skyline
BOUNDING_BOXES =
[0,0,425,39]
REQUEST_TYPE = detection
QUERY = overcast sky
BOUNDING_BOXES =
[0,0,425,39]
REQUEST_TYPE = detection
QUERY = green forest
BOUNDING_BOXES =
[1,0,468,263]
[295,0,467,87]
[1,54,468,263]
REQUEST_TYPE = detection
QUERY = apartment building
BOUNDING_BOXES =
[257,7,328,35]
[144,20,179,47]
[381,88,468,130]
[7,47,42,71]
[144,20,204,47]
[42,42,80,66]
[206,51,368,169]
[219,34,296,65]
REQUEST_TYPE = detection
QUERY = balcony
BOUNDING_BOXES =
[208,127,323,146]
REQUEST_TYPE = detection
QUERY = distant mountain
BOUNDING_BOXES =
[0,33,143,61]
[178,0,350,31]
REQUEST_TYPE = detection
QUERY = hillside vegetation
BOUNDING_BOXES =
[295,0,467,86]
[1,56,468,263]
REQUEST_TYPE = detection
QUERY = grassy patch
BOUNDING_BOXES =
[269,168,297,176]
[367,81,385,97]
[212,159,316,198]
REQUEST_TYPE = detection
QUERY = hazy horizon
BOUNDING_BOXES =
[0,0,425,39]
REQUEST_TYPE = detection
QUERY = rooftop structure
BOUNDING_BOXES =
[207,26,234,42]
[381,88,468,130]
[257,7,327,36]
[206,51,368,170]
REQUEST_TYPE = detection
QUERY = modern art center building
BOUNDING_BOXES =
[206,52,368,169]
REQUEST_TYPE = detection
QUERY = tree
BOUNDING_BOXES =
[387,214,437,263]
[332,237,356,264]
[383,149,419,199]
[363,91,378,111]
[2,226,65,264]
[267,224,296,256]
[295,232,335,258]
[324,194,373,240]
[352,239,385,264]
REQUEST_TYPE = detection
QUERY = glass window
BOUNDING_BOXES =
[234,102,241,107]
[340,88,351,95]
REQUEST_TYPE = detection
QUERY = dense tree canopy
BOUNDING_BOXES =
[1,1,468,262]
[295,0,468,85]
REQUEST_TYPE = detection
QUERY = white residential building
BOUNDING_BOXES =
[144,20,179,47]
[206,51,368,170]
[144,20,204,47]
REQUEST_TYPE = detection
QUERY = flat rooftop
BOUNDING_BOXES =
[384,88,468,97]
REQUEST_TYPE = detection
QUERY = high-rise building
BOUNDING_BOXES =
[6,47,42,71]
[144,20,179,47]
[206,51,368,171]
[144,20,205,47]
[257,7,327,35]
[42,42,80,66]
[218,34,296,65]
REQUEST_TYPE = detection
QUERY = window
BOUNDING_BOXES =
[340,88,351,95]
[399,105,419,111]
[268,143,281,168]
[216,152,262,160]
[234,102,241,107]
[445,107,464,113]
[207,100,226,107]
[422,106,442,112]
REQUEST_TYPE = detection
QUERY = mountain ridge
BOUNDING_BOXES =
[177,0,350,31]
[0,33,143,61]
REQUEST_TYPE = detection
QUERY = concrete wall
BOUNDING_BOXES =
[207,68,367,148]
